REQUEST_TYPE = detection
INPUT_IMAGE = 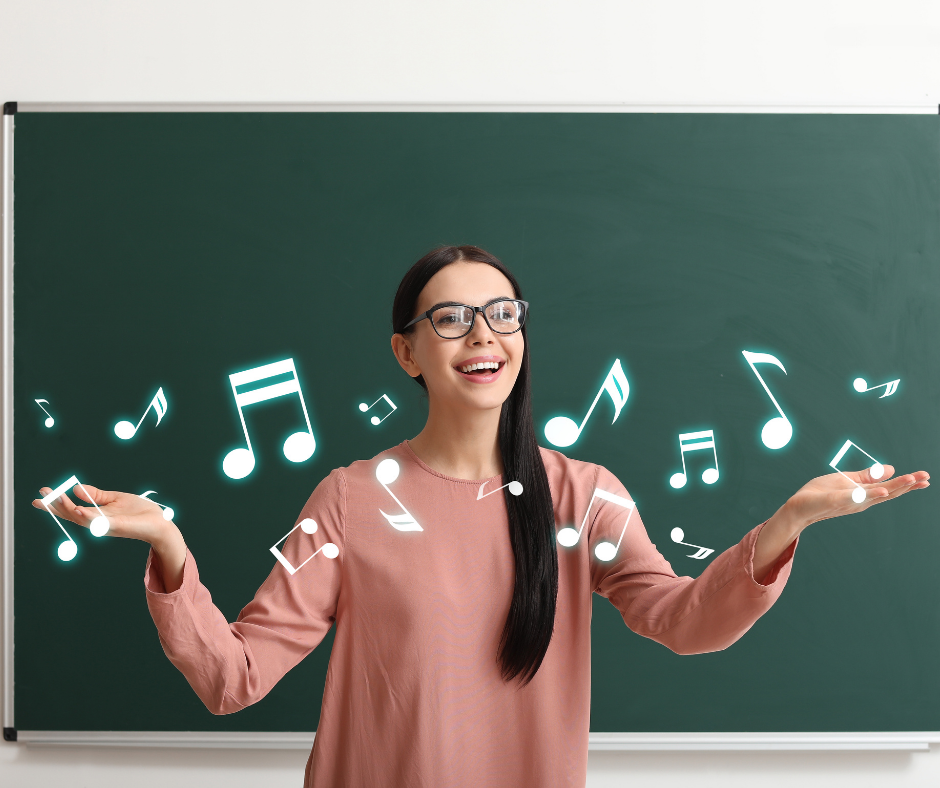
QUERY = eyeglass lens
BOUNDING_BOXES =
[430,300,524,337]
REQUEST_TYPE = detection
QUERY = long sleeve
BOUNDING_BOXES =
[144,468,347,714]
[588,465,797,655]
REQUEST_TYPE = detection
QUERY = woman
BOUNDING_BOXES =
[33,245,928,787]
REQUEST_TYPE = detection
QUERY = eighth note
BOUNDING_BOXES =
[853,377,900,399]
[222,359,316,480]
[544,359,630,448]
[34,399,54,428]
[669,430,719,489]
[40,475,111,561]
[375,458,423,531]
[115,387,168,440]
[477,479,523,500]
[670,528,714,560]
[557,487,635,562]
[829,439,885,503]
[359,394,397,425]
[270,518,339,575]
[138,491,175,521]
[742,350,792,450]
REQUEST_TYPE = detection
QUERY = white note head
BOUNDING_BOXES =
[283,431,316,463]
[670,527,685,543]
[669,473,687,489]
[223,447,255,480]
[370,416,380,425]
[508,481,523,496]
[300,518,318,534]
[322,543,340,560]
[89,516,110,537]
[358,403,368,412]
[870,463,885,480]
[853,378,868,392]
[556,526,579,547]
[114,420,136,440]
[701,468,719,485]
[44,417,54,428]
[58,540,77,562]
[376,458,400,485]
[761,416,792,450]
[594,541,617,562]
[162,507,175,521]
[852,487,867,503]
[544,416,579,448]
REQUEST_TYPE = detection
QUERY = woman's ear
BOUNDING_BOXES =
[391,333,422,378]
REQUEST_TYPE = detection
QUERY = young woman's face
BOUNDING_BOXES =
[394,262,525,413]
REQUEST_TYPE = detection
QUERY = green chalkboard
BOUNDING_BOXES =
[10,112,940,735]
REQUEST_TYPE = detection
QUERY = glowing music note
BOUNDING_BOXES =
[222,359,316,480]
[853,377,900,398]
[741,350,792,450]
[359,394,397,425]
[544,359,629,448]
[270,518,339,575]
[34,399,54,428]
[114,387,168,440]
[829,439,885,503]
[40,475,110,560]
[670,528,714,559]
[557,487,635,562]
[138,491,175,521]
[669,430,720,489]
[477,479,524,500]
[375,458,423,531]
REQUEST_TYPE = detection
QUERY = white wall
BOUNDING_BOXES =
[2,1,940,785]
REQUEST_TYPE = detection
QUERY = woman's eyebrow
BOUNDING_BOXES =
[426,296,515,310]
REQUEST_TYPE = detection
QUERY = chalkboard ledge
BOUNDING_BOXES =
[10,730,940,751]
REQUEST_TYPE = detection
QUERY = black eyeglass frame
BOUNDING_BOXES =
[403,297,530,339]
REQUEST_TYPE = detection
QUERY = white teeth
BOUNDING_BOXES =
[459,361,501,373]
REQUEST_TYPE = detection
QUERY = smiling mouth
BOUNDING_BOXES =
[456,361,504,375]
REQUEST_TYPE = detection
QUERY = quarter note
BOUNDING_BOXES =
[829,439,885,503]
[544,359,630,448]
[222,359,316,480]
[669,528,714,559]
[359,394,397,425]
[477,479,524,500]
[34,399,54,428]
[741,350,792,450]
[557,487,635,562]
[138,490,175,521]
[114,387,168,440]
[375,458,423,531]
[853,377,900,398]
[669,430,720,489]
[40,475,111,561]
[270,518,339,575]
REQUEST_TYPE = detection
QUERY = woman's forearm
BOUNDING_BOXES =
[151,524,187,593]
[752,502,807,584]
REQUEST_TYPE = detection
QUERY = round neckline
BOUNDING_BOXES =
[401,440,503,485]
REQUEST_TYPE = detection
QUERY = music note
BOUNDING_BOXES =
[359,394,397,425]
[375,458,423,531]
[222,359,316,480]
[544,359,630,448]
[853,377,900,398]
[669,430,720,489]
[556,487,635,562]
[270,518,339,575]
[138,491,175,521]
[477,480,524,500]
[40,475,111,561]
[114,387,168,440]
[741,350,792,450]
[670,528,714,559]
[829,439,885,503]
[34,399,54,428]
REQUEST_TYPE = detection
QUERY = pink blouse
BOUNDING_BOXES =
[145,440,797,787]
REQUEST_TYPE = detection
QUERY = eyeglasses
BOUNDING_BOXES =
[403,298,529,339]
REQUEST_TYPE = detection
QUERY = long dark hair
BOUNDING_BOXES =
[392,245,557,686]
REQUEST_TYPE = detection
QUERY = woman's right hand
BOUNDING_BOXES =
[31,484,187,591]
